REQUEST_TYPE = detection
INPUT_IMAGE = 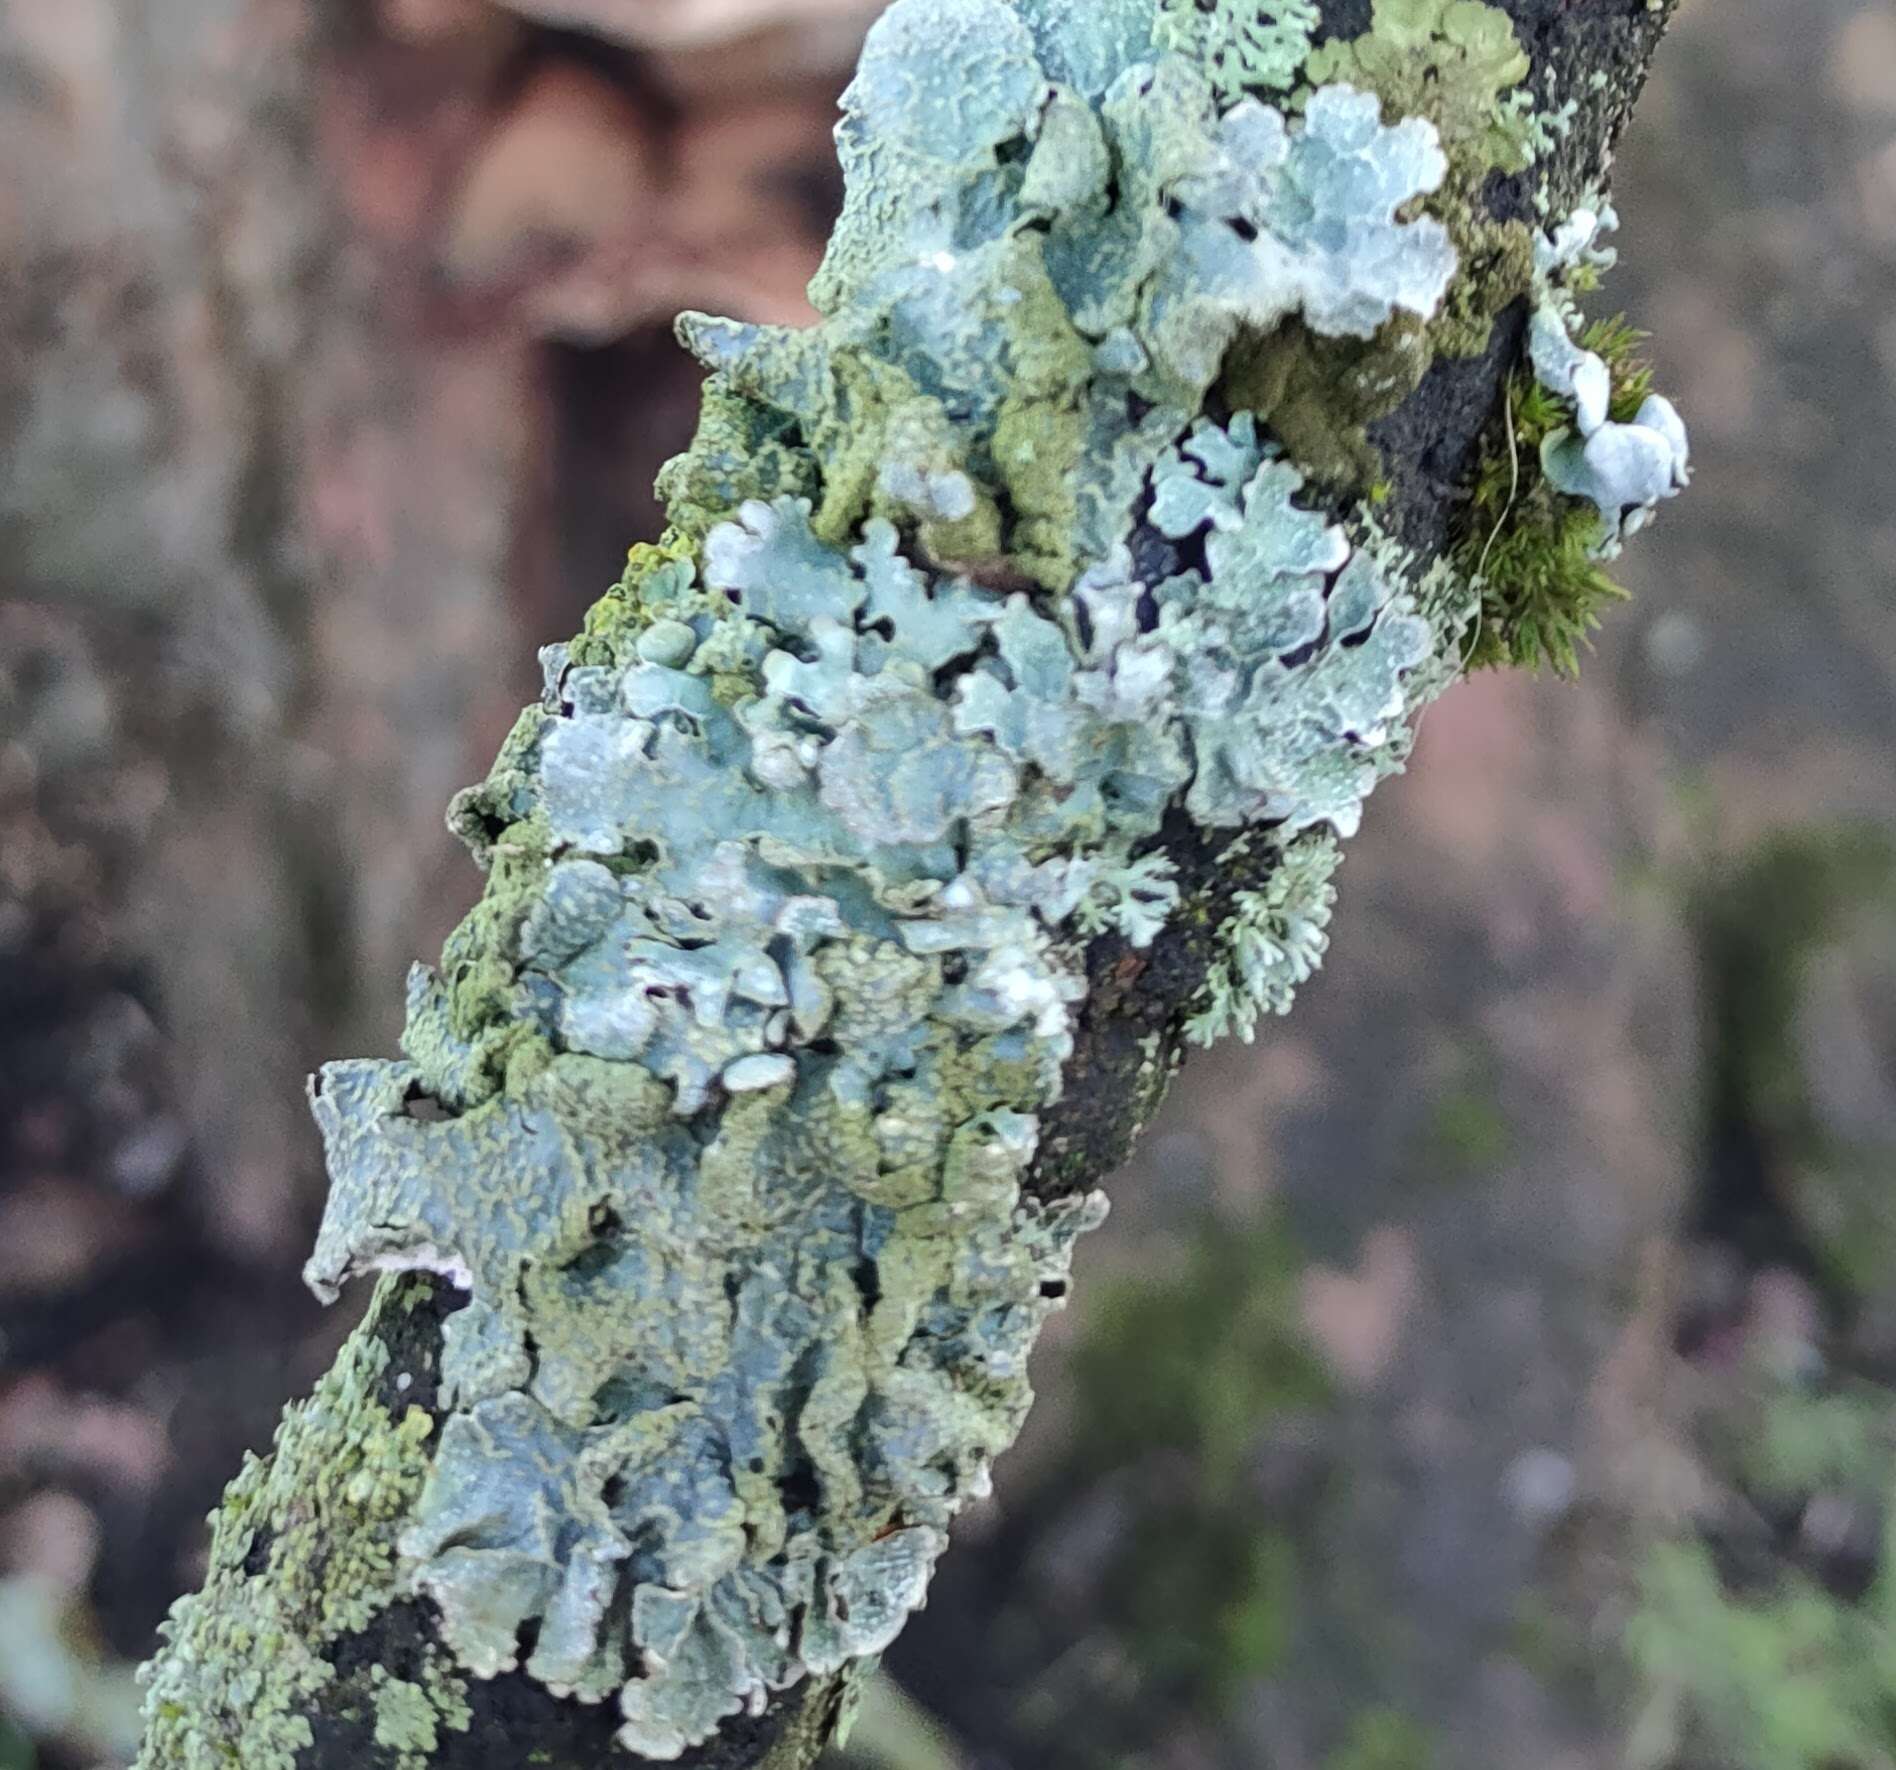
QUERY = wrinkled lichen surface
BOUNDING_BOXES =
[138,1,1685,1762]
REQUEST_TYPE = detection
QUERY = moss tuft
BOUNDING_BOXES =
[1456,316,1656,675]
[1222,320,1433,491]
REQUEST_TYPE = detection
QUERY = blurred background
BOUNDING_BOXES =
[2,0,1894,1765]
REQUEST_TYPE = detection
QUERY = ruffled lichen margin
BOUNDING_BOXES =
[135,3,1684,1767]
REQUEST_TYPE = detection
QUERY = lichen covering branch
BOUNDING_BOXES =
[136,1,1685,1764]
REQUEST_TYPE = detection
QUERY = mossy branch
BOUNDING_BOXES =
[135,3,1682,1768]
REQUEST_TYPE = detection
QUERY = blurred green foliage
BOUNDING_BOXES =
[1323,1707,1438,1770]
[1068,1220,1334,1712]
[1693,828,1892,1157]
[1628,1527,1896,1770]
[1625,826,1896,1770]
[1072,1221,1331,1478]
[1423,1077,1513,1177]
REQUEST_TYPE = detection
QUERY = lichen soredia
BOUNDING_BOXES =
[139,0,1688,1762]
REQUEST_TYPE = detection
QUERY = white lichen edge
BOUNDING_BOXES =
[1528,205,1691,555]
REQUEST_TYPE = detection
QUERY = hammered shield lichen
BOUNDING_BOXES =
[138,0,1687,1761]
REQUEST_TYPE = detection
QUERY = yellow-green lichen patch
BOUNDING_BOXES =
[1433,211,1536,362]
[136,1292,434,1770]
[367,1656,471,1768]
[371,1673,435,1756]
[983,249,1097,588]
[657,381,818,545]
[1304,0,1535,175]
[569,533,703,671]
[1301,0,1540,368]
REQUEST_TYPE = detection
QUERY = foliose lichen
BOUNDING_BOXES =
[369,1658,473,1769]
[1303,0,1535,175]
[1186,832,1341,1045]
[1458,206,1689,673]
[141,1,1688,1759]
[1524,206,1689,552]
[670,3,1458,592]
[137,1292,443,1769]
[1153,0,1320,106]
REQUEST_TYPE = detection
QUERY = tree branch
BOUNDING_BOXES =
[135,3,1683,1767]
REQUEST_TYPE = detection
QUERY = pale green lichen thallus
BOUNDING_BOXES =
[138,0,1686,1761]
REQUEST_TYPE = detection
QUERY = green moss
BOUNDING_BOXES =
[1222,321,1432,491]
[1627,1536,1896,1770]
[1460,496,1625,676]
[136,1283,436,1770]
[1456,317,1656,675]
